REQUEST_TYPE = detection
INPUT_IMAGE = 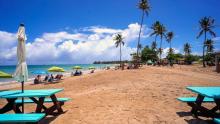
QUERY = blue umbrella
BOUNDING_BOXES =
[31,70,48,75]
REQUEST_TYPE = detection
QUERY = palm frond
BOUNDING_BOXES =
[197,30,204,39]
[208,30,216,37]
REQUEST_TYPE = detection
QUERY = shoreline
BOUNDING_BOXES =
[0,67,108,90]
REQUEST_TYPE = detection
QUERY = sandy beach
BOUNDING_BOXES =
[0,65,219,124]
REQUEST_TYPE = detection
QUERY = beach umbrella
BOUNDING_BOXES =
[13,23,28,113]
[0,71,12,78]
[31,70,48,75]
[88,66,96,70]
[48,66,65,72]
[73,66,82,70]
[147,60,153,65]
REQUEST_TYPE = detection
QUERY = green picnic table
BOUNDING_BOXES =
[185,87,220,118]
[0,89,65,115]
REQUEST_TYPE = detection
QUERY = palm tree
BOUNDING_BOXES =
[166,31,174,50]
[151,41,157,51]
[137,0,150,57]
[197,16,216,67]
[204,39,214,54]
[184,43,191,57]
[157,23,167,63]
[150,21,160,45]
[168,48,174,55]
[138,44,143,54]
[114,34,124,69]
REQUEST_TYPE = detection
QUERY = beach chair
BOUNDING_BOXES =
[214,118,220,124]
[0,113,45,124]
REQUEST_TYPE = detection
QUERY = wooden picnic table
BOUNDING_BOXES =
[186,86,220,118]
[0,89,64,115]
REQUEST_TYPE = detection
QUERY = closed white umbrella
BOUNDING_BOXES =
[13,23,28,113]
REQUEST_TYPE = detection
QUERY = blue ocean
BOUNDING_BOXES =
[0,64,113,83]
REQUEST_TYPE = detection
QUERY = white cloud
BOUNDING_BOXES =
[212,37,220,41]
[82,26,122,34]
[0,31,17,49]
[0,23,149,65]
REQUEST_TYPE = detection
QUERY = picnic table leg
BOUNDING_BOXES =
[30,97,48,111]
[214,99,220,117]
[191,94,204,117]
[50,94,63,113]
[0,98,17,114]
[35,97,45,113]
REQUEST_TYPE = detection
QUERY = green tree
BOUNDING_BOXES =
[137,0,150,57]
[197,16,216,67]
[141,46,158,63]
[114,34,124,69]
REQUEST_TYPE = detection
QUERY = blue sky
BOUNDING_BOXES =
[0,0,220,65]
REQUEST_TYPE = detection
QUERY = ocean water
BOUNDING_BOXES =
[0,64,114,83]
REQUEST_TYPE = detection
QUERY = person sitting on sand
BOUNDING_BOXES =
[74,70,82,76]
[34,75,41,84]
[90,70,94,73]
[55,74,63,80]
[44,75,49,82]
[48,74,54,83]
[55,74,59,79]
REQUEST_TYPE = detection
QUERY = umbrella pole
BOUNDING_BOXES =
[21,81,24,113]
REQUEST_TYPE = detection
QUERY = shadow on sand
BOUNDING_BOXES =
[176,111,214,124]
[39,111,68,124]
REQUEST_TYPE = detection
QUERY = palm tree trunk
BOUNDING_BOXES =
[155,35,157,44]
[169,42,172,66]
[203,31,207,67]
[120,43,122,69]
[160,35,163,64]
[170,42,171,50]
[137,10,145,57]
[154,35,157,51]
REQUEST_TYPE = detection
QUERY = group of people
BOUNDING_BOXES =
[71,70,82,76]
[34,74,63,84]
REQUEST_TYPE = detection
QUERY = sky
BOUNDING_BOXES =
[0,0,220,65]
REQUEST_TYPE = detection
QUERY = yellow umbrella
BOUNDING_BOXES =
[0,71,12,78]
[48,66,65,72]
[73,66,82,69]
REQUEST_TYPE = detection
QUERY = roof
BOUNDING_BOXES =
[214,51,220,56]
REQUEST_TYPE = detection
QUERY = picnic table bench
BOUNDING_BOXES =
[214,118,220,124]
[0,89,69,115]
[0,113,45,124]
